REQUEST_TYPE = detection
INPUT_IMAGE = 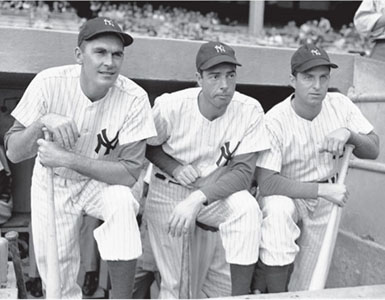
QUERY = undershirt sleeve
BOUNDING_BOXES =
[256,167,319,199]
[106,140,146,181]
[199,152,256,204]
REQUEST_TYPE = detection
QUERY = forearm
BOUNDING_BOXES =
[199,153,256,204]
[5,120,44,163]
[256,167,318,199]
[146,144,181,175]
[348,130,379,159]
[63,152,137,186]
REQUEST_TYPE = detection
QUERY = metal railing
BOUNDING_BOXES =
[349,158,385,174]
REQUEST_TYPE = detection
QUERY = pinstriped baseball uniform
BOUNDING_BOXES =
[255,92,374,291]
[11,65,156,298]
[146,87,270,298]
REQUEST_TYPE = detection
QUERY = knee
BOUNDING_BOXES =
[101,185,139,215]
[230,190,261,216]
[261,195,296,219]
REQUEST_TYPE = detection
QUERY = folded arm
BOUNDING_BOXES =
[146,144,256,204]
[348,130,379,159]
[256,167,348,207]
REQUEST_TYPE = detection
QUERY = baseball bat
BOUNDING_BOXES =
[308,144,355,290]
[5,231,28,299]
[179,231,191,299]
[43,128,62,298]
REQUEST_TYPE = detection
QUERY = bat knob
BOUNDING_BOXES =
[5,231,18,242]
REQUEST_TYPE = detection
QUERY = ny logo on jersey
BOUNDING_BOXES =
[311,49,321,56]
[216,141,240,166]
[95,129,119,155]
[214,45,226,53]
[104,19,115,27]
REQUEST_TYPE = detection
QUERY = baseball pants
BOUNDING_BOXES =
[258,194,334,291]
[30,171,141,299]
[145,170,261,298]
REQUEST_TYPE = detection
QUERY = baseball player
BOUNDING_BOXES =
[145,41,271,298]
[253,43,379,293]
[4,17,156,298]
[354,0,385,61]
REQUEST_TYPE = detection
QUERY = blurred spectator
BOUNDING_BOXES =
[32,1,52,29]
[354,0,385,60]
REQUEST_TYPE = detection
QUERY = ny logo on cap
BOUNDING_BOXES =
[311,49,321,56]
[214,45,226,53]
[104,19,114,27]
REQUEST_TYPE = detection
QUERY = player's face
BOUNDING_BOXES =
[290,65,330,108]
[197,63,237,110]
[76,34,124,99]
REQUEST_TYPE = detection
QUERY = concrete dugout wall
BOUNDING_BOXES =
[0,27,384,288]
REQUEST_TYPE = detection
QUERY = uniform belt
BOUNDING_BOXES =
[318,177,336,184]
[196,221,218,232]
[154,172,182,186]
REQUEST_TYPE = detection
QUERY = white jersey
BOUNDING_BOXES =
[10,64,157,298]
[11,64,157,181]
[255,92,374,291]
[148,87,270,178]
[256,92,373,182]
[146,87,269,298]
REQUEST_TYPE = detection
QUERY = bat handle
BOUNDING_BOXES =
[42,127,51,141]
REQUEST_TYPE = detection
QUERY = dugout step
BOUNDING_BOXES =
[233,284,385,299]
[0,213,30,233]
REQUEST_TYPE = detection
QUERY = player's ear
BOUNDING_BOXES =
[195,71,203,87]
[74,46,83,65]
[289,74,296,89]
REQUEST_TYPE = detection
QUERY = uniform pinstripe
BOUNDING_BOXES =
[11,65,156,298]
[255,92,374,291]
[146,87,269,298]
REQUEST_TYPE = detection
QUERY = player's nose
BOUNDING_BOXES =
[103,53,114,66]
[313,78,321,89]
[219,77,229,90]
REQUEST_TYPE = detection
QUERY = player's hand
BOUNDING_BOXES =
[168,190,207,238]
[37,139,71,168]
[318,183,348,207]
[172,164,200,187]
[319,128,351,157]
[40,113,79,150]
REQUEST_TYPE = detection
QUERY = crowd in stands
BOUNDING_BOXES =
[0,1,374,55]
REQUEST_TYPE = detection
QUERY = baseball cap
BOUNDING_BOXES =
[196,41,241,71]
[291,43,338,74]
[78,17,133,47]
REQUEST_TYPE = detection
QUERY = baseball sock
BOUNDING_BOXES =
[251,260,267,293]
[258,260,294,293]
[107,259,137,299]
[230,263,256,296]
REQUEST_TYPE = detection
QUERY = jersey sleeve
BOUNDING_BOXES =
[146,94,171,146]
[345,98,374,135]
[11,73,49,127]
[236,105,271,155]
[255,118,283,173]
[119,93,157,145]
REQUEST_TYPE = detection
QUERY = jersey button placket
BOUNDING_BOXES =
[310,122,322,180]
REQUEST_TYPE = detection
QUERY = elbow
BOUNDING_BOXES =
[368,147,380,160]
[258,182,272,197]
[6,149,23,164]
